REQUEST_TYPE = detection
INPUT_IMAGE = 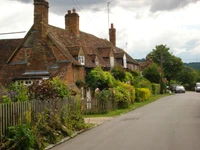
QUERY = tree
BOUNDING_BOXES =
[147,44,183,81]
[176,66,198,90]
[142,63,160,83]
[86,67,115,90]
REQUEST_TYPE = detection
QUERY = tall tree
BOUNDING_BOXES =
[142,63,160,83]
[147,44,183,81]
[176,66,198,90]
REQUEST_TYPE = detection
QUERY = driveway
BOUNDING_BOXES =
[50,92,200,150]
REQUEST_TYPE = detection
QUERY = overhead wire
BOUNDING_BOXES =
[71,0,108,38]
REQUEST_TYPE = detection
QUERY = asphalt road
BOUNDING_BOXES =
[50,92,200,150]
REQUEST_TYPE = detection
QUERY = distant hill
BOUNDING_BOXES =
[135,59,146,63]
[136,59,200,71]
[184,62,200,71]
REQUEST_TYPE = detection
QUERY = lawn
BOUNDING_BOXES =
[84,94,171,118]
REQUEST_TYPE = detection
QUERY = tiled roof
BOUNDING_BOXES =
[115,47,139,65]
[0,39,22,66]
[48,25,112,68]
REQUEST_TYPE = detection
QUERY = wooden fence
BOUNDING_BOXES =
[0,98,117,137]
[0,99,74,137]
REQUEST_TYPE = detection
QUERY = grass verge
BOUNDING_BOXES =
[84,94,171,118]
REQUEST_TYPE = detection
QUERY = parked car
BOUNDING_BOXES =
[170,84,179,92]
[175,85,185,93]
[195,83,200,92]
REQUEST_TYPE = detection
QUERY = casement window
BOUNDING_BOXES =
[110,57,114,68]
[95,60,99,66]
[123,54,127,68]
[78,56,85,65]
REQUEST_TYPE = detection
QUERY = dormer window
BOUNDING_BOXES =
[78,55,85,65]
[110,56,114,68]
[123,54,127,68]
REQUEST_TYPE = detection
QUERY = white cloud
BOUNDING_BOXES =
[1,0,200,63]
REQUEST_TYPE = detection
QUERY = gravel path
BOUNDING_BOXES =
[84,117,114,125]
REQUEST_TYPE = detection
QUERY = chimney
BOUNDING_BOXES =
[27,0,49,71]
[33,0,49,42]
[65,8,80,35]
[109,23,116,47]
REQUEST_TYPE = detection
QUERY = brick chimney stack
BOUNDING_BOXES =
[65,8,80,35]
[33,0,49,41]
[109,23,116,47]
[28,0,49,71]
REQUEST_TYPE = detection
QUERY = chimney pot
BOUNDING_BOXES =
[111,23,114,28]
[68,10,71,14]
[72,8,76,13]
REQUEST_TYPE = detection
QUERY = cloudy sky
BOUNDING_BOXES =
[0,0,200,63]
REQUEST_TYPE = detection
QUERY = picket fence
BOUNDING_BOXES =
[0,98,117,137]
[0,99,73,137]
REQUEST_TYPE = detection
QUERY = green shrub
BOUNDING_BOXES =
[28,78,70,100]
[113,81,135,108]
[95,89,114,113]
[124,72,134,84]
[130,70,140,77]
[2,83,29,103]
[5,124,34,150]
[86,67,115,90]
[152,83,160,95]
[135,88,151,102]
[51,77,70,98]
[111,67,126,81]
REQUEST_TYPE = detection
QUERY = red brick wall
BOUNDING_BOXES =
[12,48,32,63]
[63,65,86,85]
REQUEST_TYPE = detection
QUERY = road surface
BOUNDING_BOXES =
[50,92,200,150]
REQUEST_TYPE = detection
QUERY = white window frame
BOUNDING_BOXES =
[123,54,127,68]
[78,56,85,65]
[110,56,114,68]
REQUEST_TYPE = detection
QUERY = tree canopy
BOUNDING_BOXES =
[147,44,183,81]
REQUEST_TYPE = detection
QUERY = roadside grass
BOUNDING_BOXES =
[84,94,171,118]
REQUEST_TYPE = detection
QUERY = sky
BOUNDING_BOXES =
[0,0,200,63]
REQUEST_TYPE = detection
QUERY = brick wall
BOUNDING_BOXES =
[65,9,80,35]
[109,23,116,47]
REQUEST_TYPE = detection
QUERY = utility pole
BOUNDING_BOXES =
[160,50,163,94]
[126,43,128,52]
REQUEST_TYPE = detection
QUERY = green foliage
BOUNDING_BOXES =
[132,77,152,91]
[95,89,114,113]
[61,97,86,131]
[176,66,198,90]
[143,63,160,83]
[86,67,114,90]
[111,67,126,81]
[152,83,160,95]
[135,88,151,102]
[75,80,86,88]
[2,83,28,103]
[147,44,184,81]
[28,78,70,100]
[124,72,134,84]
[51,77,70,98]
[4,124,34,150]
[130,70,140,77]
[113,81,135,108]
[184,62,200,71]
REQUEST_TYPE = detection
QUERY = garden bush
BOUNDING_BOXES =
[135,88,151,102]
[113,81,135,108]
[152,83,160,95]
